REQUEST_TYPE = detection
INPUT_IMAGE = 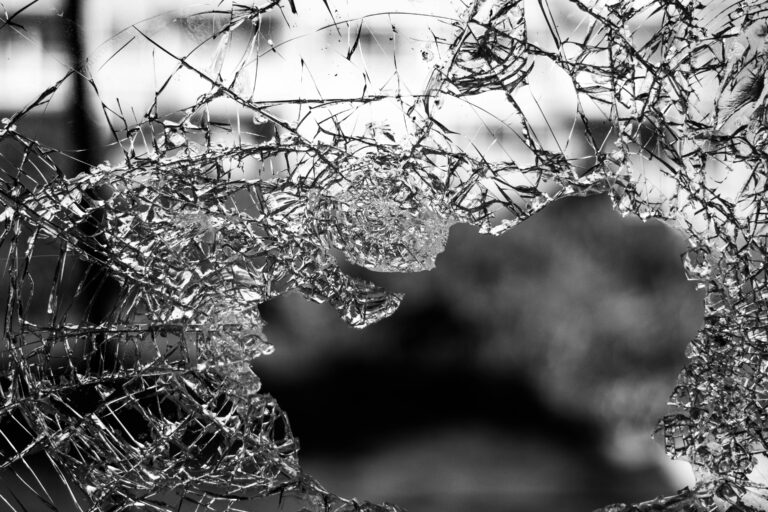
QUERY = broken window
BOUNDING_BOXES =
[0,0,766,510]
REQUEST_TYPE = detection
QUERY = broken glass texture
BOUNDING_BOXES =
[0,0,766,510]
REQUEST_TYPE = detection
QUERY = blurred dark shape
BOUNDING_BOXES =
[256,194,703,512]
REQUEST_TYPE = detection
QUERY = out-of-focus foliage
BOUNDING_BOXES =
[0,0,767,510]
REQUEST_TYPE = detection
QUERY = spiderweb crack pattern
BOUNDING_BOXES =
[0,0,767,510]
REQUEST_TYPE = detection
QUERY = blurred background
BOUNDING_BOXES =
[0,1,703,510]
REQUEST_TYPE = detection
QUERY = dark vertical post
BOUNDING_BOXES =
[62,0,96,174]
[61,0,119,370]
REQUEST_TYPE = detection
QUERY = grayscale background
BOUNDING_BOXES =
[0,1,704,510]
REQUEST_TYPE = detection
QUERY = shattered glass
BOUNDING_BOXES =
[0,0,767,510]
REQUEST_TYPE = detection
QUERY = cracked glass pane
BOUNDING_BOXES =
[0,0,767,510]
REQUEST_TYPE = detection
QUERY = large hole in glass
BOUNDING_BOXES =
[257,194,704,512]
